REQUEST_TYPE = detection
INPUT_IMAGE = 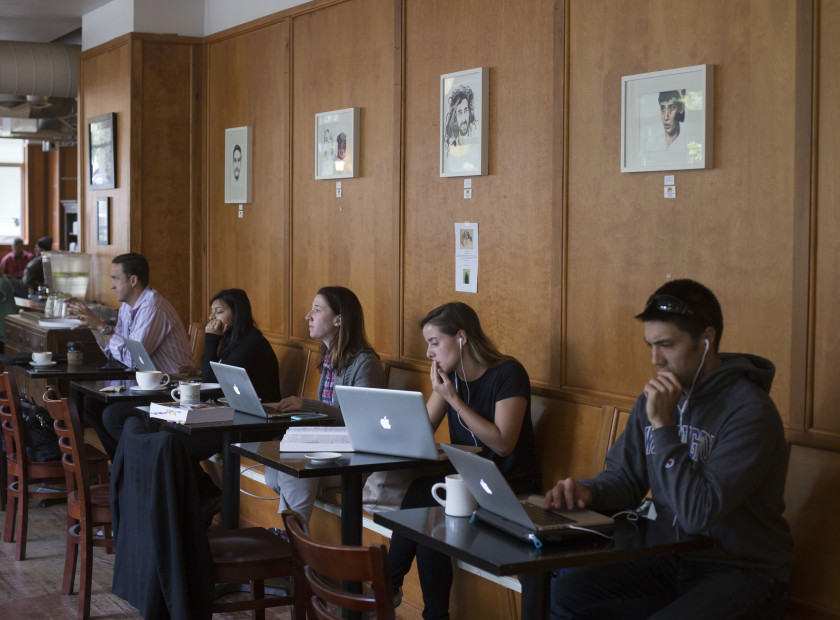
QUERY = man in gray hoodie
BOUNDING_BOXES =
[547,279,792,619]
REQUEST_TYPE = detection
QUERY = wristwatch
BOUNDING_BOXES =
[99,324,114,336]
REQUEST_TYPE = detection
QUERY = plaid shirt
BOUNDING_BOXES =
[320,354,336,404]
[0,250,33,278]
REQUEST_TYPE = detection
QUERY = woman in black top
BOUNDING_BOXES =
[389,302,540,619]
[201,288,280,401]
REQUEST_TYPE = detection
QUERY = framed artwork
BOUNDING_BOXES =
[96,197,110,245]
[225,126,252,203]
[87,113,116,189]
[315,108,360,180]
[440,67,488,177]
[621,64,714,172]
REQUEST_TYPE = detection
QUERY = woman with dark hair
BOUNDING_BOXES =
[202,288,280,401]
[388,302,541,619]
[265,286,385,521]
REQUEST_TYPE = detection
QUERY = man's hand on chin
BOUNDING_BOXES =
[643,370,683,429]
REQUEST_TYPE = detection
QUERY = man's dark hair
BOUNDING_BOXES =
[36,236,52,251]
[233,144,242,158]
[112,253,149,287]
[635,279,723,351]
[658,90,686,123]
[12,237,23,246]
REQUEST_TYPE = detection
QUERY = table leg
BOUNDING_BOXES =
[340,472,363,545]
[69,384,85,421]
[520,572,550,619]
[220,431,240,530]
[340,473,364,620]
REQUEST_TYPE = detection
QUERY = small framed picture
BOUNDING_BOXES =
[315,108,360,180]
[88,113,116,189]
[225,126,252,203]
[440,67,489,177]
[621,64,714,172]
[96,197,110,245]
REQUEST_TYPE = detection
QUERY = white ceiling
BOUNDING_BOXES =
[0,0,112,43]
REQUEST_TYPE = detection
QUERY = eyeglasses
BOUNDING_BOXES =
[644,294,697,317]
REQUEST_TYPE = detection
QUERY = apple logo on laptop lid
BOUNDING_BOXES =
[233,384,241,395]
[480,479,493,495]
[380,416,391,430]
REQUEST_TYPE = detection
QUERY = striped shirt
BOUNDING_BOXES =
[104,287,193,374]
[0,251,33,278]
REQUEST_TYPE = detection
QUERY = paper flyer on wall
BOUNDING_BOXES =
[454,222,478,293]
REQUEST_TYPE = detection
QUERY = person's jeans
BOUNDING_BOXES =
[550,554,788,620]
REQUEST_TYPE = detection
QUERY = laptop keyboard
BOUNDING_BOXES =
[521,501,575,526]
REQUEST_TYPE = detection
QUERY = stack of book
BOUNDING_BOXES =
[149,401,234,424]
[278,426,353,452]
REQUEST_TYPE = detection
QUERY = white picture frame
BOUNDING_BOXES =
[621,64,714,173]
[225,126,252,203]
[440,67,489,177]
[315,108,360,180]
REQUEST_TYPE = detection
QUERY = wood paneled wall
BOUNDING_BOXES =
[198,0,840,445]
[79,35,201,321]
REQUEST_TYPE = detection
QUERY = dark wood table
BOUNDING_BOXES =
[14,360,133,403]
[231,441,451,547]
[374,506,714,619]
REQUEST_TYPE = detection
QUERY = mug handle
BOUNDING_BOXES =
[170,387,180,401]
[160,373,171,386]
[431,482,447,508]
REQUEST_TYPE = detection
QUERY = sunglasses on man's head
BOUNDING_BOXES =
[644,294,696,317]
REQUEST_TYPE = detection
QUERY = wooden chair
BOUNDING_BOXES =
[282,510,396,620]
[43,387,113,620]
[188,321,206,371]
[0,371,66,560]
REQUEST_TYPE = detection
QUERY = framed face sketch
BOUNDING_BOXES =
[315,108,360,180]
[225,126,252,203]
[88,113,116,190]
[440,67,488,177]
[621,64,714,172]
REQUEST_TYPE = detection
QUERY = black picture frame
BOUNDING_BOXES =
[88,112,116,189]
[97,197,110,245]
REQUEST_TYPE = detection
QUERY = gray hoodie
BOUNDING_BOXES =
[583,353,793,581]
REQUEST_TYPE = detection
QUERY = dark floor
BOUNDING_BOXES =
[0,497,294,620]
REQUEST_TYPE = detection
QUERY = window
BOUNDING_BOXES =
[0,138,25,244]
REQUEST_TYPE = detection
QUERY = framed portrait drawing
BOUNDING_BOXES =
[225,126,252,203]
[96,197,110,245]
[315,108,359,180]
[440,67,488,177]
[87,113,116,190]
[621,64,714,172]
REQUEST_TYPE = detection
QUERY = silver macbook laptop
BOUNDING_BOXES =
[440,444,614,543]
[125,338,157,371]
[334,385,443,461]
[210,361,287,419]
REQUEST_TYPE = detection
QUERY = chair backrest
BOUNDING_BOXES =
[272,341,308,399]
[43,386,93,521]
[281,510,395,620]
[0,371,28,468]
[188,322,205,370]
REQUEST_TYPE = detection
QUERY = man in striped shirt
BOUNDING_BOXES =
[67,253,192,374]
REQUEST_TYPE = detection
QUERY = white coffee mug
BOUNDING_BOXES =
[32,351,53,364]
[171,381,201,403]
[431,474,477,517]
[135,370,170,390]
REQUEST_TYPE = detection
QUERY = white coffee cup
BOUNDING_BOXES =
[135,370,170,390]
[171,381,201,404]
[431,474,477,517]
[32,351,53,364]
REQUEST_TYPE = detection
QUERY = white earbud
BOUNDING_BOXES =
[704,338,710,352]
